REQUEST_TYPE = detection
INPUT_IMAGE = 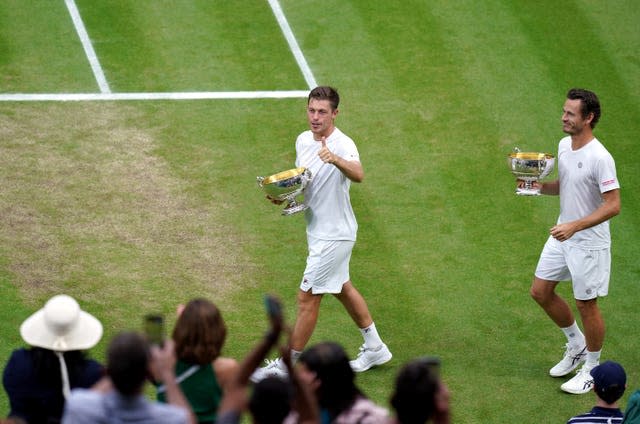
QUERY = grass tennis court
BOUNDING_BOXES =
[1,0,639,422]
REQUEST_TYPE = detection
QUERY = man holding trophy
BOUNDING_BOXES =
[252,86,392,381]
[521,89,620,394]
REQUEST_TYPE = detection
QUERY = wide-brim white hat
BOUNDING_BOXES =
[20,294,103,352]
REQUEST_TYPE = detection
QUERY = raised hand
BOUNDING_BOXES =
[318,137,335,164]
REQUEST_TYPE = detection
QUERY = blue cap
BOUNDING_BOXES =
[590,361,626,402]
[591,361,626,388]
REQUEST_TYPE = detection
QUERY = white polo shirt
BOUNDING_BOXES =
[295,127,359,241]
[557,136,620,248]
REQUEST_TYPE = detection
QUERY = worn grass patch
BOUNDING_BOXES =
[0,103,252,321]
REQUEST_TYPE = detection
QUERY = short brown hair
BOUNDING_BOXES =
[567,88,601,129]
[308,86,340,110]
[172,298,227,364]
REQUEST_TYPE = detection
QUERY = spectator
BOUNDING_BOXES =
[247,376,294,424]
[567,360,626,424]
[156,299,239,423]
[389,357,451,424]
[62,331,196,424]
[2,294,104,423]
[623,388,640,423]
[216,295,319,424]
[296,341,389,423]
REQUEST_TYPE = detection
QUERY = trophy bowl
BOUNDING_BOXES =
[257,167,312,215]
[508,151,555,196]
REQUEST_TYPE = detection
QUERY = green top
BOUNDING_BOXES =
[157,359,222,424]
[624,390,640,424]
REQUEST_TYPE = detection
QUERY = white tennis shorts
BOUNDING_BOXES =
[535,236,611,300]
[300,236,354,294]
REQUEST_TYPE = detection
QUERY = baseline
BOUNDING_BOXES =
[0,91,310,102]
[1,1,315,102]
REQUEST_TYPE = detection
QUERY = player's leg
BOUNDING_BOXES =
[250,290,322,383]
[533,237,588,379]
[251,237,334,382]
[334,282,391,372]
[530,277,574,328]
[568,245,610,357]
[560,299,605,394]
[531,276,587,377]
[333,281,372,328]
[560,247,610,394]
[250,243,326,383]
[575,298,604,353]
[290,289,323,352]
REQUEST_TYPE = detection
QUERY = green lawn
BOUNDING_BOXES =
[1,1,639,422]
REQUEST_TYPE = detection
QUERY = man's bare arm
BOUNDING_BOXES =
[550,189,620,242]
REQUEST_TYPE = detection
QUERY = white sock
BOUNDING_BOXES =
[586,350,601,368]
[360,322,383,349]
[290,349,302,365]
[561,322,585,348]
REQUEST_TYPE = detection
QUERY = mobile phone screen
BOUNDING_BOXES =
[264,295,281,319]
[144,314,165,346]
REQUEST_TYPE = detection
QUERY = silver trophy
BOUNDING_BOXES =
[508,149,555,196]
[257,167,312,215]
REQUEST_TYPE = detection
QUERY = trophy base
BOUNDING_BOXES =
[516,188,541,196]
[282,202,308,216]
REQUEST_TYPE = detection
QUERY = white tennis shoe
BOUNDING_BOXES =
[549,343,587,377]
[561,363,596,394]
[350,343,392,372]
[250,358,288,383]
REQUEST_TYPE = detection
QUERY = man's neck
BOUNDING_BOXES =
[571,130,594,150]
[313,126,336,141]
[595,398,619,409]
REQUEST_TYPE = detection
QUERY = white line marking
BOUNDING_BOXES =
[64,0,111,93]
[0,2,314,102]
[0,91,310,102]
[266,0,317,89]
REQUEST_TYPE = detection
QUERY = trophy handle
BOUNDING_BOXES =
[282,198,309,215]
[301,168,312,188]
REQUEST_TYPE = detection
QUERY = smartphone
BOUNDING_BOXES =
[264,295,282,319]
[143,314,165,346]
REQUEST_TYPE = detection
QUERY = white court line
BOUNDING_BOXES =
[0,91,309,102]
[267,0,317,90]
[64,0,111,93]
[0,1,314,102]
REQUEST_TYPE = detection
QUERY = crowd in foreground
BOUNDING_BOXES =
[1,294,638,423]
